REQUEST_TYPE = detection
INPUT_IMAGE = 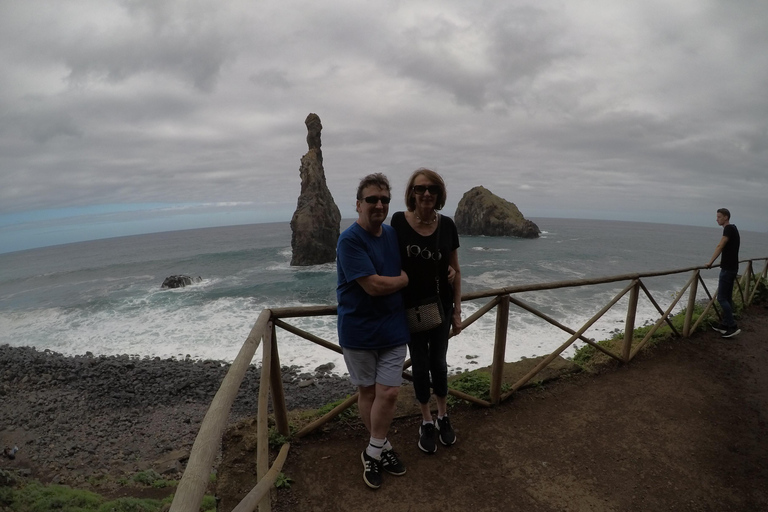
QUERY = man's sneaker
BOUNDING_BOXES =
[361,451,382,489]
[711,322,728,334]
[380,449,406,476]
[722,326,741,338]
[418,423,437,454]
[436,416,456,446]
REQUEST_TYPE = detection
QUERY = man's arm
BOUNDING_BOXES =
[707,236,729,268]
[356,270,409,297]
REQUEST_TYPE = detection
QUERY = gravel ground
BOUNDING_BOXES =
[0,344,356,486]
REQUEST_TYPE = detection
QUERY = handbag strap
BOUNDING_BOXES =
[434,214,441,295]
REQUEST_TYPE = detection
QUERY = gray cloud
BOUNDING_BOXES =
[1,0,767,248]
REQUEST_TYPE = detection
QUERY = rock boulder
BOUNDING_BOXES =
[290,113,341,266]
[454,186,540,238]
[161,275,202,289]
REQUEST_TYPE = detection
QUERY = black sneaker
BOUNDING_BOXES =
[711,322,728,334]
[361,451,382,489]
[722,326,741,338]
[380,449,406,476]
[436,416,456,446]
[418,423,437,454]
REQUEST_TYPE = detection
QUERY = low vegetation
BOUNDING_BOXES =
[446,275,768,402]
[573,274,766,370]
[0,470,217,512]
[447,369,509,405]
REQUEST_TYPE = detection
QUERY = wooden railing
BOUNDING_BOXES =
[169,257,768,512]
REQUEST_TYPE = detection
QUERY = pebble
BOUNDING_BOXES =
[0,344,356,479]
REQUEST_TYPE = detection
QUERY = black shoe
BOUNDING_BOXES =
[361,451,382,489]
[711,322,728,334]
[722,326,741,338]
[418,423,437,454]
[436,416,456,446]
[380,449,406,476]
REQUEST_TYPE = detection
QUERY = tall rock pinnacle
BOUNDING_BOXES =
[290,114,341,266]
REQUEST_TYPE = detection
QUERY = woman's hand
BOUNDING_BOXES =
[447,265,456,285]
[451,305,462,336]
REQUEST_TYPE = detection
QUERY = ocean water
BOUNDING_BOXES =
[1,218,767,375]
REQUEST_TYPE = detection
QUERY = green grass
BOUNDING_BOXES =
[132,469,177,489]
[447,369,509,405]
[314,396,357,421]
[0,472,216,512]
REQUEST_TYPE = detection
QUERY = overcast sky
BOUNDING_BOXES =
[1,0,766,253]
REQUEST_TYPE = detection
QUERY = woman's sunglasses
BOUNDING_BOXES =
[412,185,441,195]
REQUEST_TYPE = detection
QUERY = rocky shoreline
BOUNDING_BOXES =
[0,344,356,486]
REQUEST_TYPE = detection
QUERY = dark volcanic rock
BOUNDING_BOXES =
[290,113,341,266]
[454,186,540,238]
[0,344,356,482]
[161,275,201,289]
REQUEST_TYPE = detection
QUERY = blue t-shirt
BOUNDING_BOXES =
[336,222,409,349]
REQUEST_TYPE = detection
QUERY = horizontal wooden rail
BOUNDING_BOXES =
[270,304,336,318]
[461,259,768,302]
[296,393,359,438]
[273,318,343,355]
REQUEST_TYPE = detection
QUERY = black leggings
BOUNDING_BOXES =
[408,306,453,404]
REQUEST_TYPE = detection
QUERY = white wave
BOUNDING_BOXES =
[464,269,532,289]
[0,280,694,377]
[470,247,511,252]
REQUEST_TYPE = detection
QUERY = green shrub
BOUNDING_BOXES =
[200,494,218,512]
[8,482,102,511]
[96,497,162,512]
[132,469,163,486]
[268,427,290,449]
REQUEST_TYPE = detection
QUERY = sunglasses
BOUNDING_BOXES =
[412,185,441,195]
[362,195,391,204]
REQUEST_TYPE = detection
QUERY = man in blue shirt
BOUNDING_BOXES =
[707,208,741,338]
[337,173,409,489]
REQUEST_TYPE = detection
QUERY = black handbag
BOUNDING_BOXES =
[405,294,445,333]
[404,216,445,333]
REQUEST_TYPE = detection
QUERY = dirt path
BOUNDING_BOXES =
[223,306,768,512]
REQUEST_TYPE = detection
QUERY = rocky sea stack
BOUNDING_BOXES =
[454,186,540,238]
[290,113,341,266]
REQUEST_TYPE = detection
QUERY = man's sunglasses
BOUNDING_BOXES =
[412,185,441,195]
[362,195,391,204]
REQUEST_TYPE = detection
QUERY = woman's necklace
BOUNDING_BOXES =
[415,211,438,225]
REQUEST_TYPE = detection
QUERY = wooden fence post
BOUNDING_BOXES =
[490,294,510,405]
[742,261,753,305]
[622,280,640,362]
[748,259,768,305]
[257,322,273,512]
[683,270,700,337]
[269,322,290,437]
